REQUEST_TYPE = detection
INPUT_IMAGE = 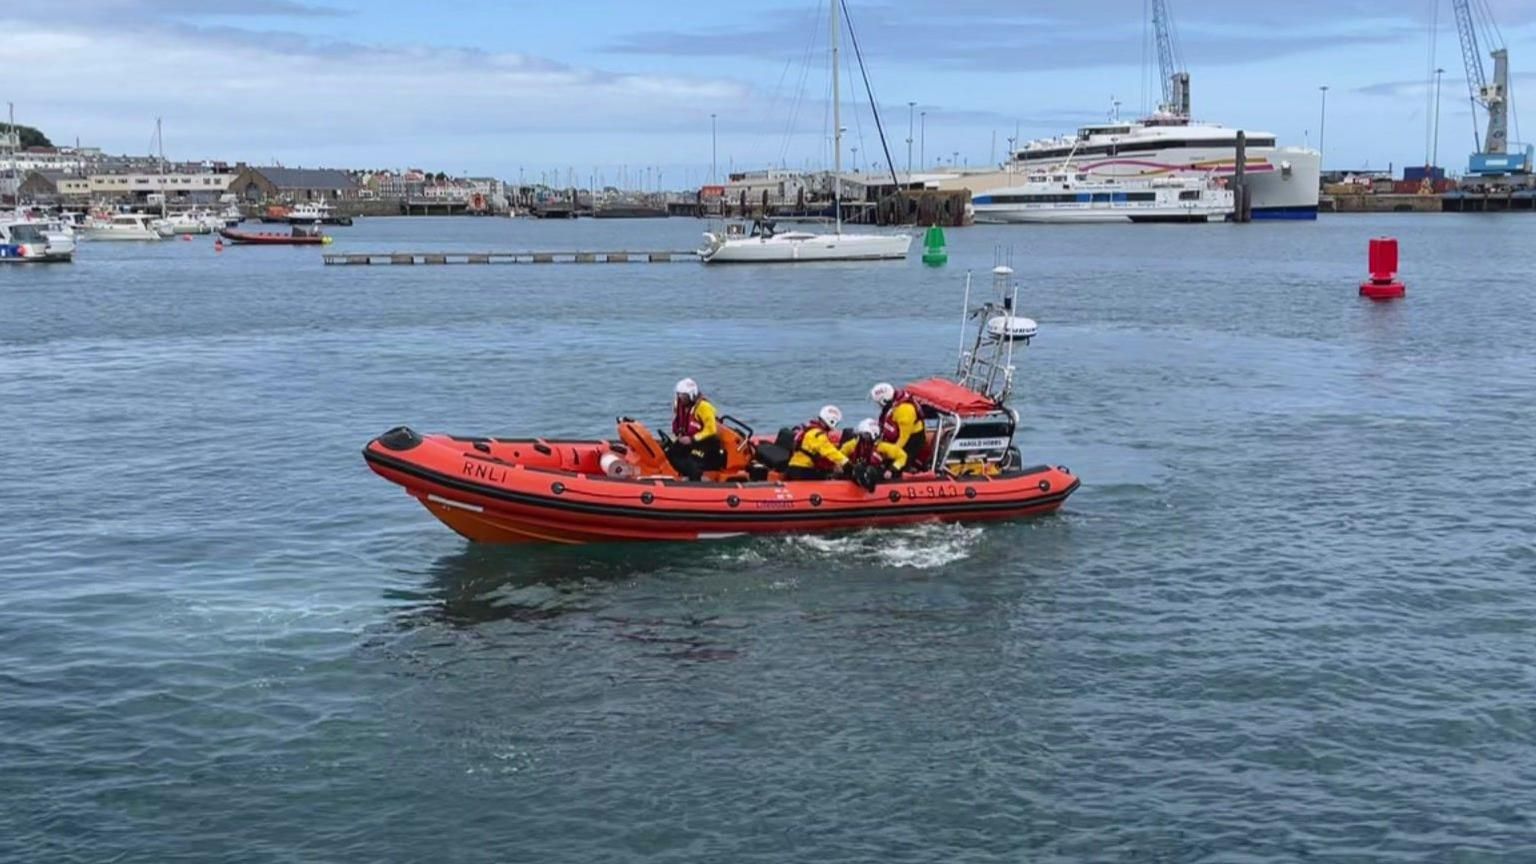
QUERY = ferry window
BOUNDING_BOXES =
[1179,190,1200,200]
[1126,192,1156,202]
[1090,193,1112,203]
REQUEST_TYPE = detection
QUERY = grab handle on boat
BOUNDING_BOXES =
[719,414,754,441]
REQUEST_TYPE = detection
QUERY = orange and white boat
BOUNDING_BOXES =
[364,264,1079,544]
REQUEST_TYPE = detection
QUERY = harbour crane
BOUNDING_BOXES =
[1152,0,1190,119]
[1451,0,1529,176]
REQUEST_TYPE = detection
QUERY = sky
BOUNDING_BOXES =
[5,0,1536,185]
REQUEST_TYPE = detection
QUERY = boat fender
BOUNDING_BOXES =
[600,452,638,479]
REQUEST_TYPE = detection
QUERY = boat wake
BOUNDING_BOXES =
[724,522,986,570]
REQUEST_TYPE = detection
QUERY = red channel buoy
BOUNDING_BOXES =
[1359,236,1406,300]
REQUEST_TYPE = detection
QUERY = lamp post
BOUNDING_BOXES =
[1318,85,1329,166]
[1432,68,1445,170]
[906,101,915,176]
[710,113,717,186]
[919,111,927,169]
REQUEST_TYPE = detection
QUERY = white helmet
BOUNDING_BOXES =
[818,405,843,428]
[675,378,699,399]
[870,382,895,406]
[856,418,880,438]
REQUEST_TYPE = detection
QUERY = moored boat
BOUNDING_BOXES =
[700,218,911,263]
[364,264,1077,545]
[218,226,331,245]
[286,201,353,225]
[81,213,162,241]
[0,217,76,262]
[972,169,1233,224]
[696,0,910,263]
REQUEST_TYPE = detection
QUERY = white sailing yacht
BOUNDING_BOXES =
[698,1,910,263]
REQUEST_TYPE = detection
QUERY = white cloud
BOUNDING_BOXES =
[1,16,752,174]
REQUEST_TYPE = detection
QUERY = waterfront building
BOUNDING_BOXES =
[17,170,92,205]
[229,166,362,204]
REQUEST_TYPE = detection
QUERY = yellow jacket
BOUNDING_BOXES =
[840,437,908,470]
[689,398,719,442]
[788,425,848,469]
[882,401,924,452]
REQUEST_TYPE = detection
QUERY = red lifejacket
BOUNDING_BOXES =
[792,419,838,470]
[846,436,886,466]
[879,390,921,443]
[672,397,704,437]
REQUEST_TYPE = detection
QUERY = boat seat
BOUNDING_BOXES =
[752,443,793,472]
[616,419,677,477]
[715,424,752,473]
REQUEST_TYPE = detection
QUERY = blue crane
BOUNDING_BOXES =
[1451,0,1528,175]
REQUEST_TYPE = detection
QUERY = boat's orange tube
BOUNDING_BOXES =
[363,426,1077,545]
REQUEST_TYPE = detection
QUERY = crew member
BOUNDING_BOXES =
[840,417,908,491]
[666,378,724,481]
[870,382,928,470]
[786,405,848,481]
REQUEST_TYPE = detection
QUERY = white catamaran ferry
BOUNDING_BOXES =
[1000,117,1319,220]
[971,169,1232,224]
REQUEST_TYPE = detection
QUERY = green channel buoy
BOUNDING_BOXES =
[921,225,948,266]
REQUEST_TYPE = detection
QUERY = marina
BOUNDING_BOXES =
[5,0,1536,861]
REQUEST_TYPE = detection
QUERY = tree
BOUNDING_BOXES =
[0,123,52,148]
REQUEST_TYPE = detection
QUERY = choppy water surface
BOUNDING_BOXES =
[2,215,1533,862]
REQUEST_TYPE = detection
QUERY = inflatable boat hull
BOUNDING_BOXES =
[364,428,1078,545]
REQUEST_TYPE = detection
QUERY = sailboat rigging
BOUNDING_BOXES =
[697,0,911,263]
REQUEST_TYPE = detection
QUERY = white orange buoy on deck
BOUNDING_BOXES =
[1359,237,1406,300]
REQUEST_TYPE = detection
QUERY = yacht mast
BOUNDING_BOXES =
[156,117,166,218]
[5,102,15,209]
[831,0,842,235]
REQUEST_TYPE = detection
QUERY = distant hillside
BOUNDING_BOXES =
[1,123,52,149]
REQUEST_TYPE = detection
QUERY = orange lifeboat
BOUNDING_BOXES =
[363,411,1077,545]
[364,263,1080,545]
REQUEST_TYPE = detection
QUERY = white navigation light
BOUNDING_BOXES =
[987,315,1037,342]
